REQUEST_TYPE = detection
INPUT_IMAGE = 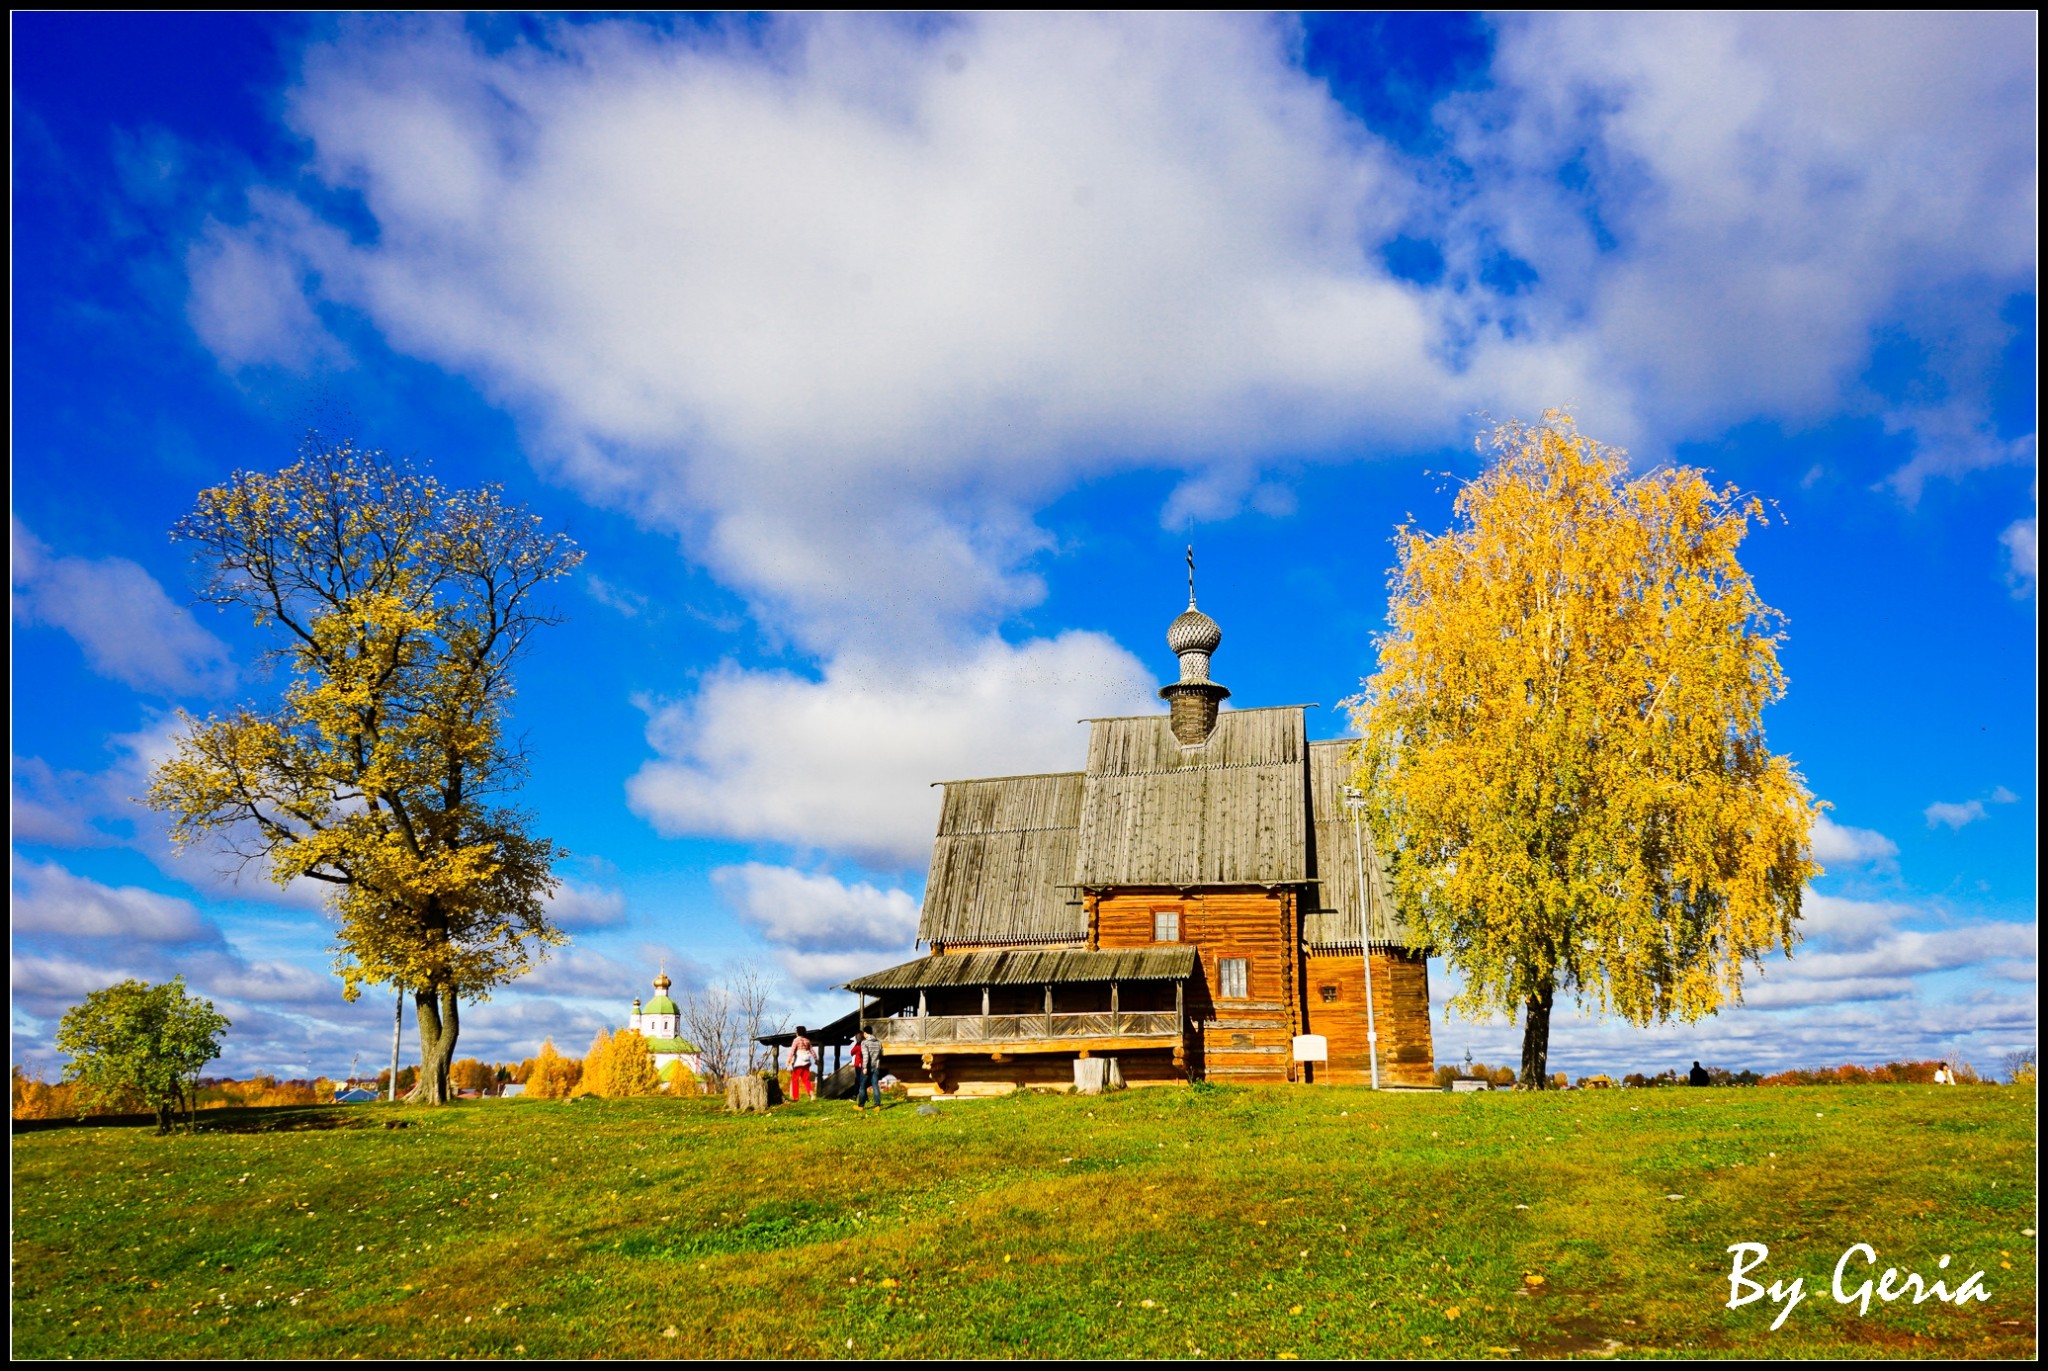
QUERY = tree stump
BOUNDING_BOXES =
[725,1074,770,1113]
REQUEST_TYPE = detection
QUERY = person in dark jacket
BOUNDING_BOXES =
[853,1027,885,1112]
[1688,1061,1711,1087]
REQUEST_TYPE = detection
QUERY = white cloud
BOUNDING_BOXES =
[2002,515,2037,595]
[1454,12,2035,484]
[583,573,648,618]
[503,946,648,1002]
[1809,812,1898,869]
[713,863,920,991]
[12,518,235,696]
[544,879,628,930]
[185,14,2033,661]
[627,631,1157,866]
[1429,889,2038,1076]
[9,855,215,943]
[187,13,1607,655]
[185,200,346,371]
[1924,799,1987,830]
[1770,920,2037,987]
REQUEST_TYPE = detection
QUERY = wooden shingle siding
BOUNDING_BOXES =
[919,773,1086,945]
[1074,709,1309,886]
[1303,738,1413,947]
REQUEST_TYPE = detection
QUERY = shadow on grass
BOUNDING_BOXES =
[12,1104,379,1135]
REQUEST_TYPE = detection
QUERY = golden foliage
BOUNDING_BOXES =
[659,1059,701,1096]
[144,439,581,1101]
[1350,413,1819,1035]
[449,1059,498,1096]
[571,1028,660,1099]
[11,1066,80,1120]
[524,1038,582,1100]
[574,1028,615,1099]
[605,1030,662,1098]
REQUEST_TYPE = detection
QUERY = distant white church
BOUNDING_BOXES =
[628,968,705,1081]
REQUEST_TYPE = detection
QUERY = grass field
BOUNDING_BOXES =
[10,1083,2036,1360]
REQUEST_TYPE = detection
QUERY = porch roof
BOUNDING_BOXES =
[842,946,1200,993]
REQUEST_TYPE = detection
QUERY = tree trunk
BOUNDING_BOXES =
[1520,978,1555,1089]
[406,986,460,1104]
[155,1101,172,1135]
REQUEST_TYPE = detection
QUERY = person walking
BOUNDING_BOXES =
[788,1027,815,1103]
[854,1024,884,1112]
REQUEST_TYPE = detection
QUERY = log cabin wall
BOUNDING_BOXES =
[1300,948,1435,1087]
[1094,888,1293,1083]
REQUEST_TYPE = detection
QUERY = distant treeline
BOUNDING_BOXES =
[1429,1058,2003,1090]
[11,1061,524,1119]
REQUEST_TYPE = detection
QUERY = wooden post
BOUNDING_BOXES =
[982,985,991,1016]
[1110,980,1120,1032]
[918,988,927,1019]
[1174,979,1187,1074]
[1044,985,1053,1015]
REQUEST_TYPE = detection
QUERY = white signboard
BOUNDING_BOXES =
[1292,1033,1328,1063]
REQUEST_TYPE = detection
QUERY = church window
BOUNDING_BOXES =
[1219,958,1248,999]
[1319,984,1339,1003]
[1152,910,1179,942]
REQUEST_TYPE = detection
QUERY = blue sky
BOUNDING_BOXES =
[11,13,2036,1081]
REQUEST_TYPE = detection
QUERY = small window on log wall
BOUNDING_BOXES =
[1319,984,1338,1003]
[1219,958,1248,999]
[1152,910,1179,942]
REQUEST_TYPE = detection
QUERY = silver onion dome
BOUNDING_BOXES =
[1167,606,1222,657]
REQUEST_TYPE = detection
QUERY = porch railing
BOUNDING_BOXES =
[871,1010,1180,1046]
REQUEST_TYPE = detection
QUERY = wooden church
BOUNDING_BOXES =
[842,572,1435,1095]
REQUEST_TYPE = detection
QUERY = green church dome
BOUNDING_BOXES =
[643,994,679,1017]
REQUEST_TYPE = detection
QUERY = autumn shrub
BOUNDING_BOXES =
[660,1060,702,1095]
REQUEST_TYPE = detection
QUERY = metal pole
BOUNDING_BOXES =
[1346,789,1381,1090]
[389,984,403,1102]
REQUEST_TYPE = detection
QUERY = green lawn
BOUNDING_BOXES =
[10,1083,2036,1359]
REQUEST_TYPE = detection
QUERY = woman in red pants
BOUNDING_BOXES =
[788,1027,815,1102]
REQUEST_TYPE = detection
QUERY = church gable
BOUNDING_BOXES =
[1073,707,1310,888]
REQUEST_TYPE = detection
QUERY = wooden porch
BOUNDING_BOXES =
[872,1008,1182,1055]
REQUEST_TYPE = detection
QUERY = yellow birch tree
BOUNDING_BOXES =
[146,438,581,1104]
[1348,412,1820,1087]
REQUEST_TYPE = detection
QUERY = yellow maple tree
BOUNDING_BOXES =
[147,439,581,1103]
[1348,412,1820,1086]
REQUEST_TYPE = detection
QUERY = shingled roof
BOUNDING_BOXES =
[918,773,1085,945]
[1071,706,1309,887]
[1303,738,1414,948]
[844,946,1200,992]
